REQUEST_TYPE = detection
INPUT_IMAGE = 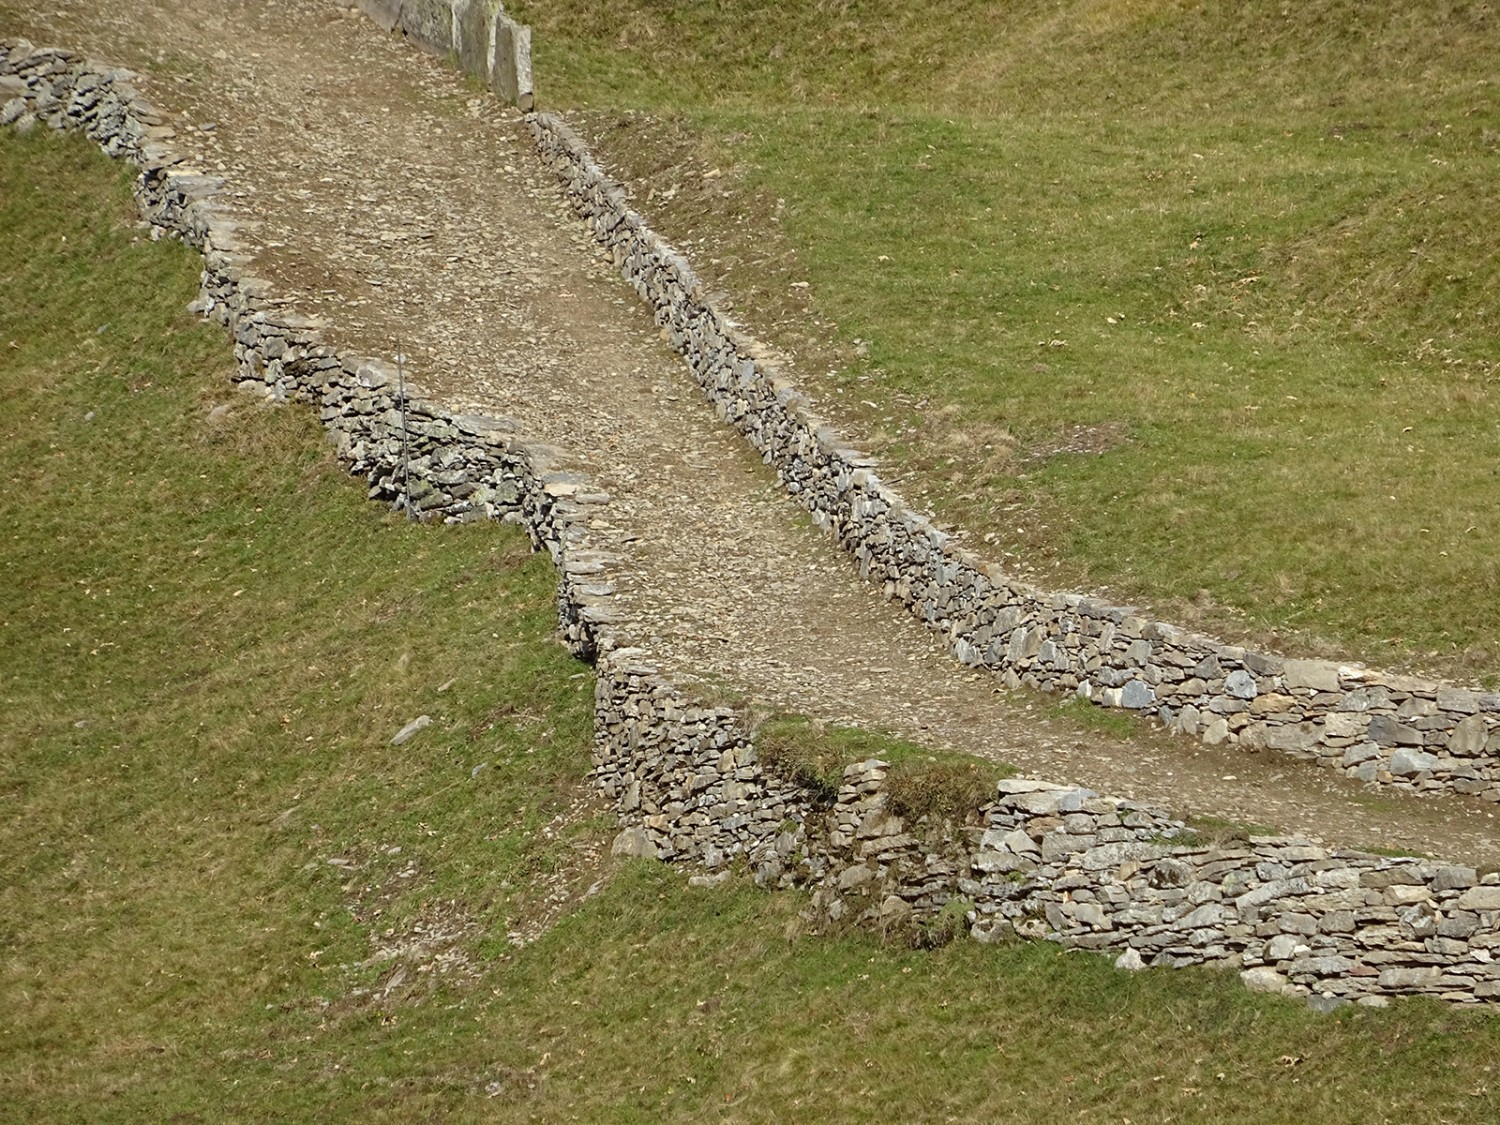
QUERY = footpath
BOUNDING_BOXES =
[5,0,1498,870]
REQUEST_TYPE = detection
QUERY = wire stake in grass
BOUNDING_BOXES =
[395,342,415,522]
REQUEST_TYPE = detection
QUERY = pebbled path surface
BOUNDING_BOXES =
[7,0,1500,863]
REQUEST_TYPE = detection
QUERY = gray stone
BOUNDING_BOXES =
[390,714,432,745]
[1325,712,1367,739]
[1456,886,1500,911]
[1369,714,1424,747]
[455,0,493,77]
[1069,901,1108,928]
[1388,746,1440,776]
[1265,724,1317,753]
[1378,966,1442,989]
[359,0,402,32]
[1120,679,1156,709]
[611,826,660,860]
[1240,967,1290,994]
[1341,741,1381,767]
[837,863,876,891]
[1282,659,1342,692]
[1306,994,1351,1013]
[1264,933,1302,961]
[1447,714,1488,756]
[879,894,913,922]
[1115,947,1147,972]
[399,0,457,52]
[1004,786,1097,815]
[492,14,533,109]
[1437,687,1485,714]
[1431,866,1478,891]
[1294,954,1352,977]
[1224,669,1258,699]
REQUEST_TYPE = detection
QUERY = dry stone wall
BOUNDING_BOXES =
[357,0,533,109]
[12,33,1500,1009]
[518,109,1500,808]
[809,765,1500,1009]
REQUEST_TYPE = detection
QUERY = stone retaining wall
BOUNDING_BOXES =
[358,0,532,109]
[516,102,1500,808]
[11,34,1500,1009]
[809,764,1500,1008]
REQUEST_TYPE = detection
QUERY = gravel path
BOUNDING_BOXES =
[9,0,1500,863]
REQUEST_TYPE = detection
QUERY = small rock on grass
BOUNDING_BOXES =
[391,714,432,745]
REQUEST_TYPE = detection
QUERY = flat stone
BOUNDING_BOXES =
[1447,714,1488,756]
[1456,886,1500,911]
[1324,712,1367,739]
[837,863,877,891]
[1264,933,1302,960]
[1282,659,1342,692]
[1432,866,1478,892]
[1369,714,1424,747]
[1265,724,1317,753]
[1388,746,1440,776]
[1341,741,1381,767]
[1378,966,1442,989]
[1005,787,1098,815]
[995,778,1068,795]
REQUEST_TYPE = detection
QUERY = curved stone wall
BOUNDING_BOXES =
[520,95,1500,808]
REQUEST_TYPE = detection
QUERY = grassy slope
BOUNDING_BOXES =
[508,0,1500,680]
[5,107,1500,1125]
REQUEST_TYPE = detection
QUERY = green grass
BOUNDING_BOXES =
[507,0,1500,681]
[755,713,1012,820]
[7,87,1500,1125]
[1048,695,1148,741]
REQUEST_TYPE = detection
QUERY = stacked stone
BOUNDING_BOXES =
[2,35,820,901]
[963,779,1500,1005]
[791,768,1500,1005]
[802,760,970,930]
[521,102,1500,805]
[358,0,534,110]
[592,650,811,870]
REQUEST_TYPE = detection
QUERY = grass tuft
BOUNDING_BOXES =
[755,713,1011,818]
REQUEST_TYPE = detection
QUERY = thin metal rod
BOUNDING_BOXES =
[396,344,415,521]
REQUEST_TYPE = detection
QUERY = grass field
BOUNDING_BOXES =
[507,0,1500,681]
[5,86,1500,1125]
